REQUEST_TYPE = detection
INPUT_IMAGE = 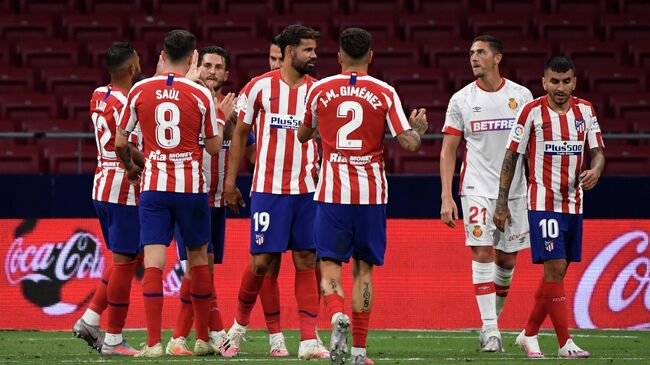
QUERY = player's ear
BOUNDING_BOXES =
[542,77,547,91]
[224,70,229,81]
[367,50,373,65]
[494,52,503,65]
[337,51,342,65]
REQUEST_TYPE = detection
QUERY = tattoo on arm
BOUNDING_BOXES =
[116,129,133,169]
[362,282,371,312]
[397,129,422,151]
[497,150,520,203]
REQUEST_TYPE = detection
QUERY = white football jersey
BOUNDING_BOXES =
[443,79,533,199]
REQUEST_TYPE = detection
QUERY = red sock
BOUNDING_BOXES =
[89,264,112,314]
[495,284,510,297]
[352,311,371,348]
[543,281,571,347]
[142,267,163,346]
[295,268,318,341]
[172,276,194,339]
[324,294,345,324]
[106,260,137,334]
[190,265,212,342]
[524,280,547,336]
[260,274,281,334]
[236,268,265,326]
[209,273,224,332]
[316,266,322,304]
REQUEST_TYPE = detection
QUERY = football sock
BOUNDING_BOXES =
[209,273,224,332]
[87,264,113,320]
[260,273,282,334]
[172,276,193,339]
[190,264,212,342]
[324,294,345,324]
[295,268,318,341]
[106,260,138,335]
[543,280,571,347]
[494,265,514,317]
[142,267,163,346]
[524,279,547,336]
[104,332,123,346]
[236,267,265,326]
[352,311,370,348]
[472,261,497,328]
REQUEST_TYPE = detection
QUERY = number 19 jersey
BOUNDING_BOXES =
[302,72,411,205]
[119,72,223,194]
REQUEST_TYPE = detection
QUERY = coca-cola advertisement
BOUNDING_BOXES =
[0,218,648,330]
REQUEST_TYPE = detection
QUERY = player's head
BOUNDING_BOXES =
[278,24,318,75]
[106,42,141,83]
[338,27,373,66]
[198,46,229,93]
[163,29,196,68]
[269,35,283,71]
[543,56,576,106]
[469,35,503,78]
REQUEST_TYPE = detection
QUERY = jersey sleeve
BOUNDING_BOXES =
[236,81,260,125]
[586,105,605,150]
[384,87,411,137]
[507,102,535,154]
[118,89,142,133]
[301,85,321,129]
[442,93,463,136]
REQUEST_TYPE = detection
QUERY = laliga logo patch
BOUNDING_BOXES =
[512,124,525,143]
[473,225,483,238]
[508,98,518,110]
[235,94,248,114]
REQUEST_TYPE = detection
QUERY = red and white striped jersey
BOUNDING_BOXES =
[507,95,605,214]
[236,69,319,195]
[204,132,255,207]
[119,72,223,194]
[90,85,141,205]
[443,79,533,199]
[302,72,411,205]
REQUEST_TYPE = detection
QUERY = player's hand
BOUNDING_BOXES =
[409,108,428,136]
[440,196,459,228]
[218,93,237,120]
[224,185,246,214]
[126,165,142,185]
[186,49,201,82]
[493,201,512,232]
[155,51,164,76]
[579,169,600,191]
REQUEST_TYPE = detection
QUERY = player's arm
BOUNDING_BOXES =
[494,149,521,232]
[298,87,319,143]
[129,142,144,168]
[246,143,256,165]
[224,119,251,214]
[580,147,605,191]
[396,108,426,152]
[115,128,136,172]
[203,91,225,156]
[440,133,461,228]
[297,124,315,143]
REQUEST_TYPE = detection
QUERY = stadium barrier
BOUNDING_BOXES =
[2,218,648,330]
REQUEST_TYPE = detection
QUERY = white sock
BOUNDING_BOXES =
[494,265,514,317]
[211,330,226,340]
[269,332,284,345]
[472,261,497,328]
[232,319,247,330]
[104,332,123,346]
[81,309,101,326]
[351,346,366,357]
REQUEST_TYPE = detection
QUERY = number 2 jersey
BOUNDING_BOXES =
[119,72,223,194]
[442,79,533,199]
[90,85,141,205]
[302,72,411,205]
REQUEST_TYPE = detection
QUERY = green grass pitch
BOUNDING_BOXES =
[2,329,649,364]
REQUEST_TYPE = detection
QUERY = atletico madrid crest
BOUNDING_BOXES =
[575,118,586,133]
[545,240,555,252]
[255,234,265,245]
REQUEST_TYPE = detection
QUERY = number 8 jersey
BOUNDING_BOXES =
[302,72,411,204]
[119,72,223,194]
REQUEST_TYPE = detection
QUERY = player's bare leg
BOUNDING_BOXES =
[320,259,348,365]
[471,246,502,352]
[260,255,288,356]
[294,250,329,359]
[136,244,168,357]
[350,259,375,365]
[186,244,215,355]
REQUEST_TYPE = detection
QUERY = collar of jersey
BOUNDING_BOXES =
[160,72,186,77]
[342,71,367,76]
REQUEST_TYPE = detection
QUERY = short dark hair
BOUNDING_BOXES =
[198,46,229,70]
[472,35,503,55]
[106,42,135,74]
[164,29,196,63]
[545,56,575,74]
[271,34,281,46]
[339,27,372,60]
[277,24,319,58]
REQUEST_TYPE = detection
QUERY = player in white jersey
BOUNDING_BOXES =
[73,42,142,356]
[222,24,329,359]
[440,35,533,352]
[495,56,604,359]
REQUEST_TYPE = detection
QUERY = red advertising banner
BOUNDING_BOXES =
[1,219,648,330]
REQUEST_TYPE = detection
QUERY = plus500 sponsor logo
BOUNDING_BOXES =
[544,140,583,156]
[268,113,300,130]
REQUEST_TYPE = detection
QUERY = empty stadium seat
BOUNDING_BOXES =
[514,66,544,97]
[385,67,447,95]
[86,40,151,68]
[45,144,97,174]
[63,15,126,41]
[152,0,211,14]
[536,15,597,42]
[573,93,608,117]
[560,41,623,71]
[21,119,87,133]
[501,41,551,70]
[84,0,144,15]
[487,0,543,15]
[0,42,11,66]
[0,15,55,41]
[629,41,650,68]
[40,67,104,95]
[61,94,91,120]
[603,15,650,41]
[610,94,650,120]
[17,0,77,14]
[446,65,477,93]
[368,41,421,72]
[401,15,462,42]
[348,0,408,14]
[0,145,42,173]
[16,41,80,67]
[0,120,18,132]
[268,15,332,41]
[413,0,468,13]
[584,68,647,94]
[550,0,607,16]
[283,0,341,15]
[336,15,398,41]
[219,0,275,16]
[198,15,258,42]
[604,145,650,175]
[0,93,58,120]
[599,118,630,134]
[131,15,192,42]
[389,141,441,174]
[0,68,35,94]
[425,41,468,68]
[401,91,451,133]
[469,14,531,40]
[617,0,650,14]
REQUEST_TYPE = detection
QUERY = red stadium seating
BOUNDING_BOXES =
[501,41,551,70]
[602,15,650,41]
[536,14,597,42]
[84,0,144,15]
[617,0,650,14]
[21,119,87,133]
[348,0,408,14]
[283,0,341,15]
[573,93,608,117]
[86,40,151,68]
[584,68,647,94]
[336,15,398,41]
[45,144,97,174]
[599,118,630,134]
[0,93,58,120]
[131,15,192,42]
[629,41,650,68]
[560,41,623,72]
[469,14,531,40]
[446,65,477,93]
[0,120,18,132]
[425,41,468,68]
[401,91,451,133]
[550,0,607,16]
[487,0,543,15]
[604,145,650,175]
[384,67,447,95]
[368,41,421,73]
[0,145,42,173]
[412,0,468,13]
[219,0,275,16]
[17,0,77,14]
[401,15,462,42]
[389,141,441,174]
[40,67,104,95]
[61,94,91,121]
[514,66,544,98]
[268,15,332,41]
[63,15,126,41]
[0,15,55,41]
[16,41,80,68]
[0,68,36,94]
[198,15,258,42]
[0,42,11,65]
[151,0,211,15]
[610,94,650,120]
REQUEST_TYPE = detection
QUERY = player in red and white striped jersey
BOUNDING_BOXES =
[495,56,605,359]
[298,27,427,365]
[222,25,328,360]
[73,42,143,356]
[115,30,225,357]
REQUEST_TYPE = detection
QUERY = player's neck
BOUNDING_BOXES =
[161,64,188,77]
[342,64,368,74]
[546,96,571,115]
[476,73,503,92]
[280,66,306,88]
[110,76,132,92]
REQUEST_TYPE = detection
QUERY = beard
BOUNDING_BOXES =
[292,58,315,75]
